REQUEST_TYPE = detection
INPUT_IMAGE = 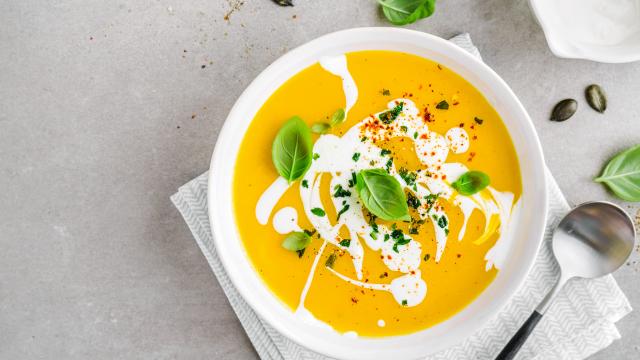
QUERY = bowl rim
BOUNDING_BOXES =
[528,0,640,63]
[208,27,548,359]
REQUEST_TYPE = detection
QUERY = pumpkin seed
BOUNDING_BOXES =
[585,84,607,113]
[550,99,578,122]
[273,0,293,5]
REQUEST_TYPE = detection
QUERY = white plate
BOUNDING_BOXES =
[208,28,548,360]
[529,0,640,63]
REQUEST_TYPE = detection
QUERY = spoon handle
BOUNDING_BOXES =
[495,310,543,360]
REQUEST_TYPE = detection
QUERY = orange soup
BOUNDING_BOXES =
[233,51,521,336]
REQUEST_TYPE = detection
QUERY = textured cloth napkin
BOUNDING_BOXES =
[171,34,631,360]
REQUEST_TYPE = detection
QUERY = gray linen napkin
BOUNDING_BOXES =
[171,34,631,360]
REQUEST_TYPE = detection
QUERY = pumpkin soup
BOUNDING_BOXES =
[233,51,521,337]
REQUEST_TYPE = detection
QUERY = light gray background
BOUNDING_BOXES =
[1,0,639,359]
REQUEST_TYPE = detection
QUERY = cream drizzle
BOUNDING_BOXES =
[254,55,520,329]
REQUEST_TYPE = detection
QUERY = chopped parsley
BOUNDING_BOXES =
[352,152,361,161]
[381,89,391,96]
[390,228,411,253]
[380,149,392,156]
[474,116,484,125]
[406,192,421,209]
[347,172,357,187]
[333,184,351,198]
[401,299,408,306]
[301,180,308,188]
[436,100,449,110]
[437,215,448,229]
[313,153,320,160]
[311,208,326,217]
[303,229,316,237]
[360,136,368,142]
[413,131,418,139]
[400,125,408,133]
[398,167,417,187]
[339,239,351,247]
[336,204,350,220]
[385,158,393,173]
[297,248,306,258]
[425,193,439,212]
[379,102,404,124]
[369,160,375,166]
[423,254,431,262]
[384,233,390,242]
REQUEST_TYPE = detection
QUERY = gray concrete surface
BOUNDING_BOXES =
[1,0,639,359]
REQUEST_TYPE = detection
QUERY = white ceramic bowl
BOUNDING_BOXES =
[529,0,640,63]
[208,28,548,360]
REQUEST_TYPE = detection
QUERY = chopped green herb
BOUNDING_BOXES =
[339,239,351,247]
[352,152,361,161]
[393,238,411,253]
[313,153,320,160]
[337,204,350,220]
[474,116,484,125]
[398,167,417,187]
[425,193,439,212]
[301,179,309,188]
[406,192,421,209]
[333,184,351,198]
[296,248,306,258]
[423,254,431,262]
[380,149,392,156]
[348,172,357,187]
[311,208,326,217]
[401,300,408,306]
[384,233,390,242]
[385,158,394,173]
[369,160,375,166]
[436,100,449,110]
[400,125,408,133]
[444,228,450,235]
[360,136,368,142]
[381,89,391,96]
[325,253,337,268]
[409,227,419,235]
[437,215,448,229]
[379,102,404,124]
[413,131,418,139]
[303,229,316,237]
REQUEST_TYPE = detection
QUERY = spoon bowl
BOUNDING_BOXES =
[553,201,636,279]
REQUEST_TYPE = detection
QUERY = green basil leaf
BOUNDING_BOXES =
[378,0,436,26]
[595,144,640,201]
[329,108,346,127]
[272,116,313,183]
[311,122,331,134]
[355,169,410,221]
[311,207,326,217]
[281,231,311,252]
[451,171,490,196]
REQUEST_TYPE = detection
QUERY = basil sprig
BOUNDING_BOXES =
[272,116,313,183]
[378,0,436,26]
[451,171,490,196]
[281,231,311,252]
[355,169,410,221]
[595,144,640,201]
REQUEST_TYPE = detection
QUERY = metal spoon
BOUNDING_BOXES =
[496,201,636,360]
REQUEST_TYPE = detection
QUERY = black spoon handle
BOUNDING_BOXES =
[495,311,543,360]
